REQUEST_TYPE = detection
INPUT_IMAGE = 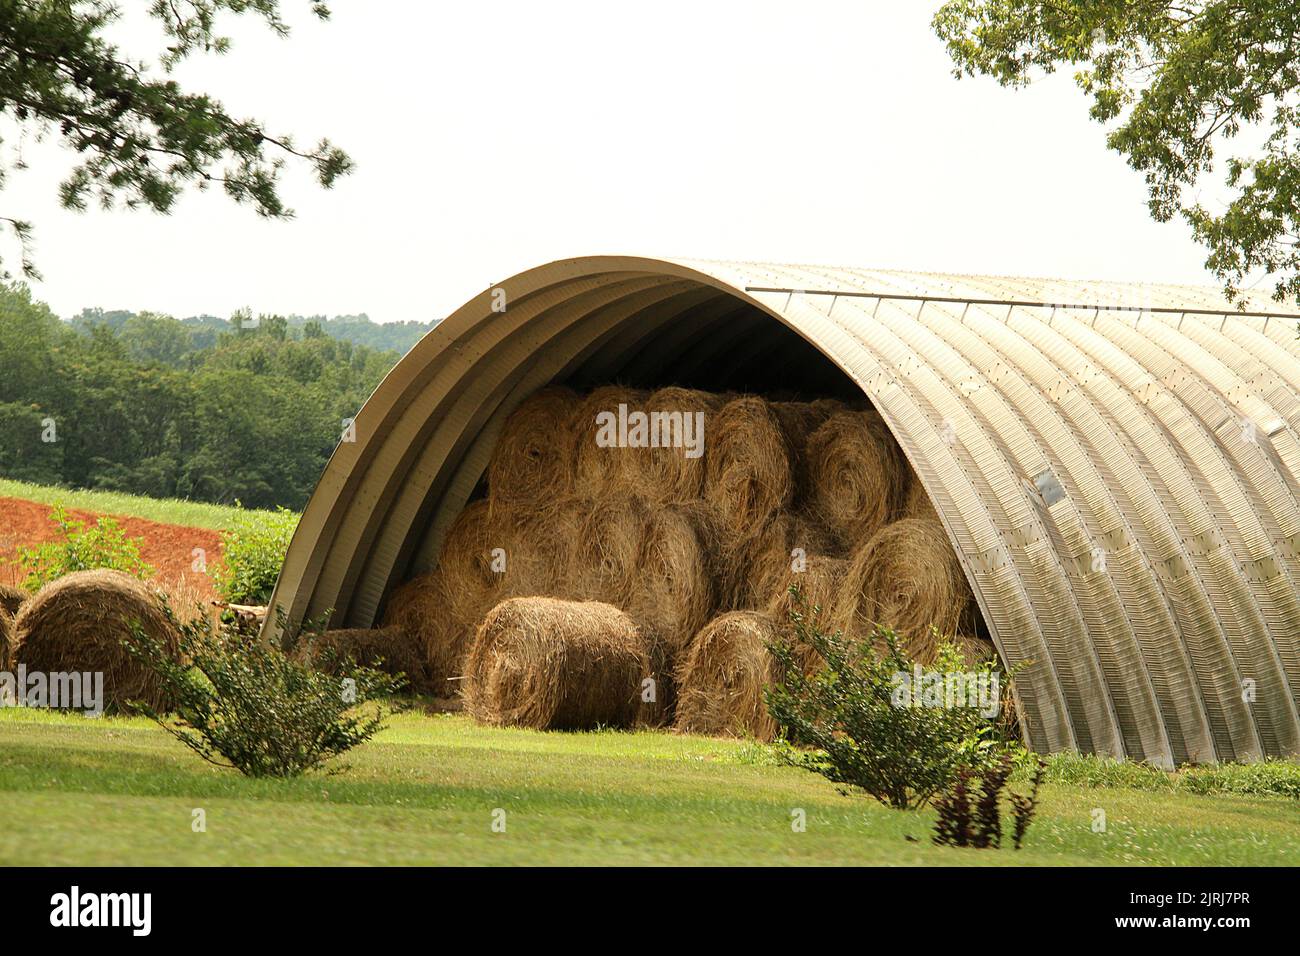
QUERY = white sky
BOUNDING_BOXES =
[8,1,1223,324]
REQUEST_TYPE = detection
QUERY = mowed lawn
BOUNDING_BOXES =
[0,709,1295,866]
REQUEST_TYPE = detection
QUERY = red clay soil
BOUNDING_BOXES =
[0,496,224,604]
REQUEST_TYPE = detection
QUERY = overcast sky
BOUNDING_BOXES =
[8,1,1224,324]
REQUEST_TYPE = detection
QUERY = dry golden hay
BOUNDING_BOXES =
[303,625,434,693]
[570,494,653,607]
[626,386,721,503]
[487,385,581,504]
[703,395,794,534]
[497,501,582,600]
[380,571,463,697]
[726,511,837,610]
[0,582,28,619]
[0,606,12,671]
[572,385,650,496]
[764,553,848,638]
[9,569,180,713]
[902,470,940,522]
[805,408,909,549]
[435,498,506,631]
[464,597,653,730]
[673,611,785,741]
[624,502,718,665]
[836,517,977,663]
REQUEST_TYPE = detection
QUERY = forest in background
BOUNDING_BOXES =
[0,285,436,510]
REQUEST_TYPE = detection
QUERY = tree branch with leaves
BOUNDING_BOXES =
[0,0,352,279]
[934,0,1300,307]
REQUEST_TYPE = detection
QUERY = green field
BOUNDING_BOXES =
[1,708,1296,866]
[0,477,291,531]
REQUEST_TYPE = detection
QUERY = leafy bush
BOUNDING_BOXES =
[216,505,298,604]
[125,607,405,778]
[765,597,1016,810]
[13,504,153,590]
[933,753,1045,850]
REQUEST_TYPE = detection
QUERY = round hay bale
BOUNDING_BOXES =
[572,385,649,496]
[673,611,784,741]
[570,494,653,607]
[487,386,581,504]
[703,396,794,534]
[902,470,940,522]
[464,597,653,730]
[303,625,432,693]
[726,511,837,609]
[436,498,506,633]
[805,408,909,549]
[380,571,462,697]
[0,582,28,619]
[625,502,718,665]
[836,517,976,663]
[626,386,721,503]
[764,552,847,638]
[498,502,582,600]
[10,569,180,713]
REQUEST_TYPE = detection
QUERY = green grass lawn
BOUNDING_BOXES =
[0,708,1295,866]
[0,477,290,530]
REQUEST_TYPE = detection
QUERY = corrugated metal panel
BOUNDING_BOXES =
[264,256,1300,764]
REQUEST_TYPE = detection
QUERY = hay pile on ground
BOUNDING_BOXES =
[380,382,989,734]
[0,607,12,671]
[464,597,654,729]
[837,517,978,664]
[8,569,180,713]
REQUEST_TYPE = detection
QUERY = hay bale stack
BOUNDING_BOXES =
[703,396,794,534]
[673,611,784,741]
[0,583,28,619]
[805,408,908,549]
[465,597,653,729]
[9,569,180,713]
[836,517,976,663]
[487,386,580,504]
[726,511,836,609]
[572,385,649,496]
[305,625,433,693]
[628,386,721,503]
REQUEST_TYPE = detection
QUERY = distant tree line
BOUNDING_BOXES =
[0,285,434,510]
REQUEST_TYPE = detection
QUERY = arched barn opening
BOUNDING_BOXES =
[266,257,1300,768]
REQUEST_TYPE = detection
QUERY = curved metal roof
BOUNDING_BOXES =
[267,256,1300,765]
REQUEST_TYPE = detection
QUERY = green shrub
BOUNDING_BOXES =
[216,505,298,604]
[764,595,1017,809]
[125,607,406,778]
[13,504,153,590]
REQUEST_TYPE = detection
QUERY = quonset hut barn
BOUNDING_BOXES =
[265,256,1300,767]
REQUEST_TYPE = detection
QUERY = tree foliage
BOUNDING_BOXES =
[934,0,1300,305]
[0,0,351,278]
[0,282,400,509]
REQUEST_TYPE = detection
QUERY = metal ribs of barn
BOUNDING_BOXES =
[265,257,1300,766]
